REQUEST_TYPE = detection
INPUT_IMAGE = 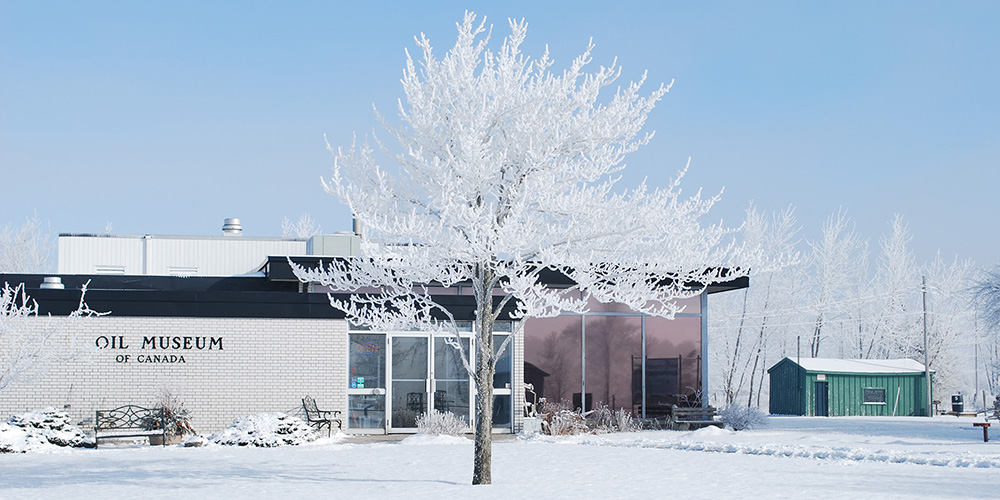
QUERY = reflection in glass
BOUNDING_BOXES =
[524,306,705,418]
[434,337,468,379]
[348,395,385,428]
[645,316,702,412]
[585,295,701,314]
[391,337,429,428]
[492,394,511,426]
[392,380,426,428]
[434,337,471,425]
[523,316,582,407]
[349,334,385,389]
[493,334,511,389]
[392,337,428,379]
[493,321,514,332]
[584,316,641,413]
[433,381,470,423]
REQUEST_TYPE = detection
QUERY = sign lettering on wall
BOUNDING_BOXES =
[95,335,224,364]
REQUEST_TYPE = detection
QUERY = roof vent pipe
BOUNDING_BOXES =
[222,218,243,236]
[352,217,362,237]
[39,277,65,290]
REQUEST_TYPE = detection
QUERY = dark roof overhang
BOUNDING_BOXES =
[263,255,749,294]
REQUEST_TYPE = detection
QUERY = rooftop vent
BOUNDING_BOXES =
[222,218,243,236]
[39,277,65,290]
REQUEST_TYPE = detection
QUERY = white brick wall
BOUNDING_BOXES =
[513,326,526,433]
[0,316,530,435]
[0,316,348,433]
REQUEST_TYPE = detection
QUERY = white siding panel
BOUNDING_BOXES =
[58,236,144,274]
[147,238,306,276]
[58,235,307,276]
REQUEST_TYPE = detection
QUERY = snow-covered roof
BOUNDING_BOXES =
[787,357,927,374]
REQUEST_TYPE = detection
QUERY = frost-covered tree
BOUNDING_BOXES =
[0,215,53,273]
[806,210,865,357]
[972,265,1000,394]
[973,266,1000,331]
[713,204,799,406]
[859,215,919,359]
[838,238,873,359]
[293,13,745,484]
[1,282,105,392]
[712,208,982,409]
[281,213,322,239]
[920,253,975,395]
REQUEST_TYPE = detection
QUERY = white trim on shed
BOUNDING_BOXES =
[792,358,926,374]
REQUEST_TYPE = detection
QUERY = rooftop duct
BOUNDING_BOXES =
[222,218,243,236]
[39,277,65,289]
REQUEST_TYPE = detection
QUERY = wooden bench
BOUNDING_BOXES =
[302,396,342,437]
[94,405,166,448]
[670,405,724,431]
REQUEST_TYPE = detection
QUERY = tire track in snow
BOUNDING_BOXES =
[540,436,1000,469]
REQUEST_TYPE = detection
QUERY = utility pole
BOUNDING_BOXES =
[923,276,932,417]
[975,313,979,408]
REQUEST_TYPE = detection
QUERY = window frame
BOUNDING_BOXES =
[862,387,887,405]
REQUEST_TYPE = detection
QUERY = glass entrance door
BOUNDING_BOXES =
[387,334,474,432]
[433,337,471,425]
[389,336,429,430]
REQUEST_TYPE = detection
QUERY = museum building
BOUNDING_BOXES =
[0,219,746,433]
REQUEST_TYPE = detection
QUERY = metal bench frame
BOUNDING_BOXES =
[94,405,166,447]
[302,396,342,437]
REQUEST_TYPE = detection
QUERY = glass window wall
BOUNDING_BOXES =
[523,316,583,409]
[523,295,705,417]
[644,316,703,414]
[584,315,641,413]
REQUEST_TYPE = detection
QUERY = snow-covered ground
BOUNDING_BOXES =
[2,416,998,499]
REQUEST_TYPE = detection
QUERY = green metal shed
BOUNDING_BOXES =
[767,357,934,417]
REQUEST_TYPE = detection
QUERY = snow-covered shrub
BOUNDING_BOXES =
[209,413,317,447]
[416,409,467,436]
[588,405,614,433]
[585,405,640,433]
[614,408,639,432]
[540,400,588,436]
[545,410,588,435]
[1,408,90,452]
[0,422,48,453]
[719,405,769,431]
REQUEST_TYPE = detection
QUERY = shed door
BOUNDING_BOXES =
[814,381,829,417]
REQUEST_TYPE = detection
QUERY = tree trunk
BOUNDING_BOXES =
[473,344,494,485]
[755,350,767,408]
[472,267,496,485]
[810,314,823,358]
[747,290,770,407]
[723,289,750,405]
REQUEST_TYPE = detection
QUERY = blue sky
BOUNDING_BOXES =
[1,1,997,266]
